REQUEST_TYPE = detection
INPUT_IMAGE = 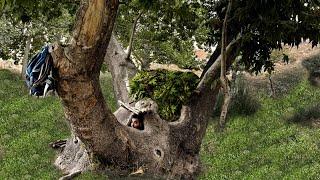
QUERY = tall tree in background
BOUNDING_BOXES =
[219,0,233,129]
[0,0,76,77]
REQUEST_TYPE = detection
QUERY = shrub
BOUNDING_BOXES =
[129,70,199,121]
[231,74,261,115]
[214,73,260,116]
[302,55,320,87]
[287,104,320,127]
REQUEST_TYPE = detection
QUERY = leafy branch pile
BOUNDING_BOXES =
[130,70,199,121]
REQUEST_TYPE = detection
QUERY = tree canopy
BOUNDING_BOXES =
[205,0,320,73]
[0,0,76,61]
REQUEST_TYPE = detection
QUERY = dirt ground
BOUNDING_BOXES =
[0,59,22,74]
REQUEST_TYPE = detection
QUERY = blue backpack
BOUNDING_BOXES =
[26,45,55,97]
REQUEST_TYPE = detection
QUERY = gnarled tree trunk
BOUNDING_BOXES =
[51,0,242,179]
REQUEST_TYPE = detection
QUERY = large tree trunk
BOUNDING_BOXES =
[51,0,241,179]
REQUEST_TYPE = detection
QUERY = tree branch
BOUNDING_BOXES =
[126,10,143,60]
[196,36,241,94]
[200,42,221,79]
[105,34,137,103]
[170,35,241,154]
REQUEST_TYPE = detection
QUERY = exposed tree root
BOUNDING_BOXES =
[59,170,82,180]
[55,136,90,177]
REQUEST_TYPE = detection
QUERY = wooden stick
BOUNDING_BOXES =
[118,100,141,115]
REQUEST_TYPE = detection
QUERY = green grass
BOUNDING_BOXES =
[1,69,320,179]
[0,70,116,179]
[200,80,320,179]
[0,70,67,179]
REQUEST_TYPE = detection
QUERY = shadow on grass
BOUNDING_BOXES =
[302,53,320,87]
[286,103,320,128]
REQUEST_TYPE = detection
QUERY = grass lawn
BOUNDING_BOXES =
[200,81,320,179]
[0,68,320,179]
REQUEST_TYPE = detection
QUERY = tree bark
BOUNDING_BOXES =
[51,0,242,179]
[268,73,275,97]
[105,34,137,104]
[52,0,127,166]
[105,10,144,104]
[200,42,221,79]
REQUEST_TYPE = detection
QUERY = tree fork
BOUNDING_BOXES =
[50,0,243,179]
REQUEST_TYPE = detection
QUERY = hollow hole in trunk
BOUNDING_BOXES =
[155,149,162,158]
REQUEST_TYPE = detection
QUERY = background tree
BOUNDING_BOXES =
[114,0,207,69]
[0,0,76,77]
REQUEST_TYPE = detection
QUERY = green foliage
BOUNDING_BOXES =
[302,54,320,73]
[205,0,320,74]
[1,0,78,23]
[215,74,260,116]
[286,103,320,127]
[115,0,206,69]
[230,75,260,115]
[130,70,199,121]
[0,1,76,61]
[116,0,320,74]
[302,54,320,87]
